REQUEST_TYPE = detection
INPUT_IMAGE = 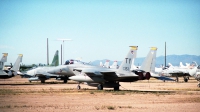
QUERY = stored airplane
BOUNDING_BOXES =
[188,65,200,87]
[100,60,110,68]
[46,59,92,83]
[161,62,197,82]
[0,53,23,79]
[109,61,119,69]
[23,50,63,83]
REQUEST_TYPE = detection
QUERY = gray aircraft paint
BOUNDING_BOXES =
[0,54,23,78]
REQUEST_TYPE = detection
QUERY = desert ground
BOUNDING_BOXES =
[0,75,200,112]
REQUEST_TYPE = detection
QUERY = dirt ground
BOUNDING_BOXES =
[0,76,200,112]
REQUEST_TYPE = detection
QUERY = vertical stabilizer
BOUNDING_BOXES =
[118,46,138,73]
[0,53,8,70]
[110,61,118,69]
[104,60,110,68]
[100,62,103,67]
[140,47,157,73]
[11,54,23,71]
[180,62,184,67]
[168,63,173,67]
[50,50,59,66]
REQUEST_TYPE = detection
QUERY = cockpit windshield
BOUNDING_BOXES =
[64,59,75,65]
[64,59,89,65]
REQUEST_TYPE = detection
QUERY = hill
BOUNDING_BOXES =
[91,55,200,67]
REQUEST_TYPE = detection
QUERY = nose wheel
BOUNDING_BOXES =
[197,83,200,88]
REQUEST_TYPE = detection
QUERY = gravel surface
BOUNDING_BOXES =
[0,76,199,112]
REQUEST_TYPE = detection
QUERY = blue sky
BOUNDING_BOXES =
[0,0,200,65]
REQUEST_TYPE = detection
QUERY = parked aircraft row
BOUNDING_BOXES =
[1,46,200,89]
[160,61,199,82]
[0,53,23,79]
[30,46,175,90]
[100,56,198,83]
[100,60,119,69]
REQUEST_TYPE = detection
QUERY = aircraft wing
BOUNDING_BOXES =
[35,73,59,78]
[151,73,175,81]
[162,69,191,77]
[23,72,59,78]
[73,67,115,77]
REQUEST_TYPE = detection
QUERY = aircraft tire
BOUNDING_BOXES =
[184,77,188,82]
[63,79,67,83]
[77,85,81,90]
[175,77,179,82]
[114,86,119,91]
[97,84,103,90]
[41,80,45,83]
[197,83,200,88]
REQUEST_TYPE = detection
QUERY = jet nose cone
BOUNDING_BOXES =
[69,76,78,80]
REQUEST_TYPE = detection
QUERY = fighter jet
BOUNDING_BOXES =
[0,53,23,79]
[46,58,95,83]
[68,46,174,90]
[187,65,200,87]
[24,50,61,83]
[110,61,119,69]
[161,62,198,82]
[180,62,190,69]
[100,60,110,68]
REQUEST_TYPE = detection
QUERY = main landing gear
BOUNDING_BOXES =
[175,76,189,82]
[41,79,45,83]
[77,84,81,90]
[175,76,179,82]
[97,84,103,90]
[183,76,189,82]
[63,79,67,83]
[197,83,200,88]
[197,78,200,88]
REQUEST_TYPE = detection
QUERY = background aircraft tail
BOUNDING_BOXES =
[140,47,157,73]
[180,62,183,67]
[11,54,23,71]
[110,61,118,69]
[104,60,110,68]
[100,62,103,67]
[168,63,173,67]
[50,50,59,66]
[118,46,138,73]
[0,53,8,70]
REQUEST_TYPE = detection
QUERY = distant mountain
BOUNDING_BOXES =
[91,55,200,67]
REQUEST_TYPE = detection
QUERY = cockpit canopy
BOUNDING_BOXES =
[65,59,77,65]
[64,59,91,65]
